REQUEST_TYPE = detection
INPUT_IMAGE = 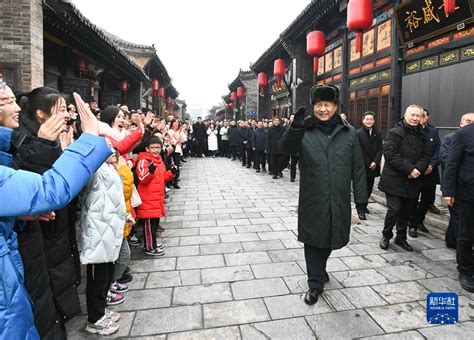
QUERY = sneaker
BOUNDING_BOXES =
[129,235,141,246]
[145,248,165,256]
[85,315,120,335]
[156,243,164,250]
[106,291,125,306]
[105,308,121,322]
[117,272,133,284]
[110,281,129,294]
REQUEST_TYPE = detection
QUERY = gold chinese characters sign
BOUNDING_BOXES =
[394,0,474,45]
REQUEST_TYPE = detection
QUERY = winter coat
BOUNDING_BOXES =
[227,125,239,146]
[168,129,187,154]
[12,116,81,339]
[439,131,455,175]
[378,120,431,199]
[246,127,254,149]
[136,152,175,218]
[252,128,266,152]
[442,123,474,203]
[356,127,383,178]
[118,164,134,239]
[280,116,367,249]
[267,125,286,155]
[192,122,207,140]
[0,128,111,340]
[207,128,218,151]
[238,127,247,144]
[220,126,229,141]
[420,124,441,187]
[80,163,126,264]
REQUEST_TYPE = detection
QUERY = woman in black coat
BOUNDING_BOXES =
[355,111,383,218]
[13,87,80,340]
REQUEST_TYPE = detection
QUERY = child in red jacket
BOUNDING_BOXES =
[136,137,175,256]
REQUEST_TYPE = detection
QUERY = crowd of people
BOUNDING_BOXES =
[0,80,473,338]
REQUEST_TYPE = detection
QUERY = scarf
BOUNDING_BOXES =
[310,114,339,136]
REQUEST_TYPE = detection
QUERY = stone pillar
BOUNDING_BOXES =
[292,39,313,113]
[0,0,44,91]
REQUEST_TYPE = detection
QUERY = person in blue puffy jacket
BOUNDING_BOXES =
[0,84,112,340]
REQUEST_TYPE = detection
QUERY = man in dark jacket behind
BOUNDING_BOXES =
[192,117,207,157]
[280,85,367,305]
[238,121,248,166]
[227,119,239,160]
[252,120,266,172]
[267,117,286,179]
[442,113,474,293]
[379,104,431,252]
[355,111,383,220]
[245,120,255,168]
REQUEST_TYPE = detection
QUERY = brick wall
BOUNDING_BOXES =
[0,0,44,91]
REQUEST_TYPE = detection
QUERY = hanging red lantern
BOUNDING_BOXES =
[443,0,456,15]
[229,102,234,108]
[307,31,326,75]
[230,91,237,102]
[120,80,129,99]
[76,57,87,78]
[152,79,159,97]
[347,0,373,54]
[274,59,286,87]
[158,87,165,98]
[237,86,245,98]
[257,72,268,96]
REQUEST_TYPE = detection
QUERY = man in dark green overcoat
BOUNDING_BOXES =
[280,85,367,305]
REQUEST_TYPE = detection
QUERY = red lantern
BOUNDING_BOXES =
[229,102,234,108]
[76,57,86,78]
[307,31,326,75]
[158,87,165,98]
[347,0,373,53]
[257,72,268,96]
[230,91,237,102]
[152,79,159,97]
[237,86,245,98]
[443,0,456,15]
[120,80,129,99]
[274,59,286,87]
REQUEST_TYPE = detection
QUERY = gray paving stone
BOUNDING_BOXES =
[305,309,384,339]
[231,278,289,300]
[241,318,316,340]
[131,306,202,336]
[280,238,304,249]
[366,302,431,333]
[235,224,272,233]
[329,247,357,257]
[360,330,425,339]
[267,249,304,262]
[381,251,431,265]
[129,258,176,273]
[251,261,304,278]
[173,283,233,305]
[348,243,390,255]
[225,251,271,266]
[283,274,342,293]
[184,220,217,227]
[199,226,236,235]
[127,273,147,290]
[340,254,391,270]
[257,231,295,240]
[418,277,474,298]
[372,281,430,304]
[322,289,356,311]
[217,218,251,226]
[165,228,200,237]
[201,265,254,284]
[336,287,388,309]
[161,245,200,258]
[203,299,270,328]
[167,326,241,340]
[332,269,389,287]
[420,248,457,261]
[419,322,474,339]
[200,242,243,255]
[326,257,351,272]
[417,260,459,278]
[220,232,259,243]
[146,270,201,288]
[176,254,224,270]
[263,293,332,319]
[376,264,433,282]
[179,235,221,246]
[111,288,172,311]
[166,214,200,222]
[241,239,285,252]
[230,212,263,219]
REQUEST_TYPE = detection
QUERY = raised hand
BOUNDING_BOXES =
[38,114,67,141]
[292,106,306,129]
[73,92,99,136]
[59,128,74,151]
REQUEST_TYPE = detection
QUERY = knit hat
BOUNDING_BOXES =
[310,85,340,105]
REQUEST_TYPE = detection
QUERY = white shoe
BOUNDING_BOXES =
[85,314,120,335]
[105,308,121,322]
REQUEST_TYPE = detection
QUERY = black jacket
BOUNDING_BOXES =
[246,127,254,149]
[252,128,266,152]
[228,125,239,146]
[238,127,247,144]
[266,125,286,155]
[356,127,383,178]
[379,120,431,198]
[192,122,207,140]
[420,124,441,187]
[442,123,474,202]
[13,115,80,340]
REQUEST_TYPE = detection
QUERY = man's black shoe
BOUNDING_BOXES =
[124,266,130,274]
[394,238,413,251]
[246,165,251,168]
[181,159,187,163]
[290,178,295,182]
[408,227,417,238]
[365,207,370,214]
[459,274,474,293]
[262,168,266,172]
[117,272,133,284]
[417,222,429,233]
[379,237,390,250]
[429,204,441,214]
[173,185,181,189]
[304,288,323,305]
[278,172,283,178]
[358,213,366,220]
[325,271,330,282]
[272,175,279,179]
[256,169,261,173]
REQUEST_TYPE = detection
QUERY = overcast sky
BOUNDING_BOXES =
[72,0,310,116]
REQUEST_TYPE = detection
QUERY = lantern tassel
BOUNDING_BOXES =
[313,57,319,74]
[277,76,282,88]
[356,32,363,54]
[259,86,264,97]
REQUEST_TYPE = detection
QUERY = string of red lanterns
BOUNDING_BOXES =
[307,31,326,75]
[152,79,159,97]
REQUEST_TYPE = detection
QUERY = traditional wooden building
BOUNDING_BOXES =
[227,70,259,120]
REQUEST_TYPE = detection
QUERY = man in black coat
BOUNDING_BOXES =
[252,120,266,172]
[408,109,441,237]
[192,117,207,157]
[379,104,431,251]
[227,119,239,160]
[442,113,474,292]
[355,111,383,220]
[266,117,286,179]
[238,121,248,166]
[245,120,256,168]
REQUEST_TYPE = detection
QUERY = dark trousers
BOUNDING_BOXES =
[196,139,205,157]
[270,154,284,175]
[410,184,437,226]
[445,202,459,249]
[142,218,160,252]
[246,148,253,167]
[230,145,238,159]
[86,262,114,323]
[457,200,474,276]
[221,140,229,157]
[382,194,417,240]
[290,155,298,180]
[240,144,247,165]
[304,244,332,289]
[356,176,375,213]
[171,152,181,186]
[255,150,266,170]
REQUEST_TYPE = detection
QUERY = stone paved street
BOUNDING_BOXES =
[68,157,474,339]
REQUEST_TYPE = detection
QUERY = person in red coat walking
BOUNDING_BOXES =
[136,137,175,256]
